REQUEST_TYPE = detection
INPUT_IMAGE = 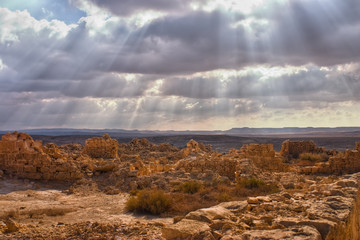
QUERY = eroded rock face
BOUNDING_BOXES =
[0,132,82,180]
[83,134,118,159]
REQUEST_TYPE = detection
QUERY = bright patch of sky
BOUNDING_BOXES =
[0,0,86,24]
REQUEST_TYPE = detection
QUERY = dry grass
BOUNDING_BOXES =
[126,178,280,216]
[299,153,329,162]
[178,181,202,194]
[126,189,171,215]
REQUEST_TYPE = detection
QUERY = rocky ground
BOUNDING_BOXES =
[1,132,360,239]
[0,178,170,239]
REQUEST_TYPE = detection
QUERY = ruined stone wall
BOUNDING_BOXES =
[240,144,276,158]
[280,140,319,158]
[83,134,118,159]
[0,132,81,180]
[302,150,360,175]
[236,144,286,172]
[129,159,174,177]
[176,157,239,180]
[356,142,360,152]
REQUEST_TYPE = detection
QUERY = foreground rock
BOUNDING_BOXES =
[163,173,360,240]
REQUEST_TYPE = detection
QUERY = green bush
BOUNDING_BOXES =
[299,153,329,162]
[126,189,171,215]
[179,181,202,194]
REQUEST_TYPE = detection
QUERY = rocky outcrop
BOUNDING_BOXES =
[0,132,81,180]
[83,134,118,159]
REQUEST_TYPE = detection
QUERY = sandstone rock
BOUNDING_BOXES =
[162,219,211,240]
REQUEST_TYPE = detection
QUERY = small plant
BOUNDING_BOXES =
[237,178,265,189]
[178,181,202,194]
[126,189,171,215]
[235,178,280,197]
[299,153,329,162]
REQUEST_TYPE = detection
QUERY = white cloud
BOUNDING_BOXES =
[0,8,75,43]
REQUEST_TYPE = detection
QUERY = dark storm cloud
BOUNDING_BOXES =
[160,65,360,104]
[256,0,360,66]
[2,0,360,78]
[139,97,261,118]
[1,0,360,129]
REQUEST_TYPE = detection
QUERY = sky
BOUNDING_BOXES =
[0,0,359,131]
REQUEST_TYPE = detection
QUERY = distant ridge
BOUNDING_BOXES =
[1,127,360,137]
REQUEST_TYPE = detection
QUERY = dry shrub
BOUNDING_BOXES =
[215,192,233,202]
[126,189,171,215]
[235,178,279,197]
[238,178,266,189]
[299,153,329,162]
[166,192,216,216]
[178,181,202,194]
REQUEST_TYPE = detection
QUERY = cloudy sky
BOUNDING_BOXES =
[0,0,359,130]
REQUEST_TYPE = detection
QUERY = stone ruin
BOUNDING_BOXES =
[2,132,360,239]
[240,144,275,158]
[0,132,81,181]
[83,134,118,159]
[280,140,323,158]
[301,142,360,175]
[1,132,360,184]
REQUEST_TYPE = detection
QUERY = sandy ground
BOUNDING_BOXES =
[0,178,172,239]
